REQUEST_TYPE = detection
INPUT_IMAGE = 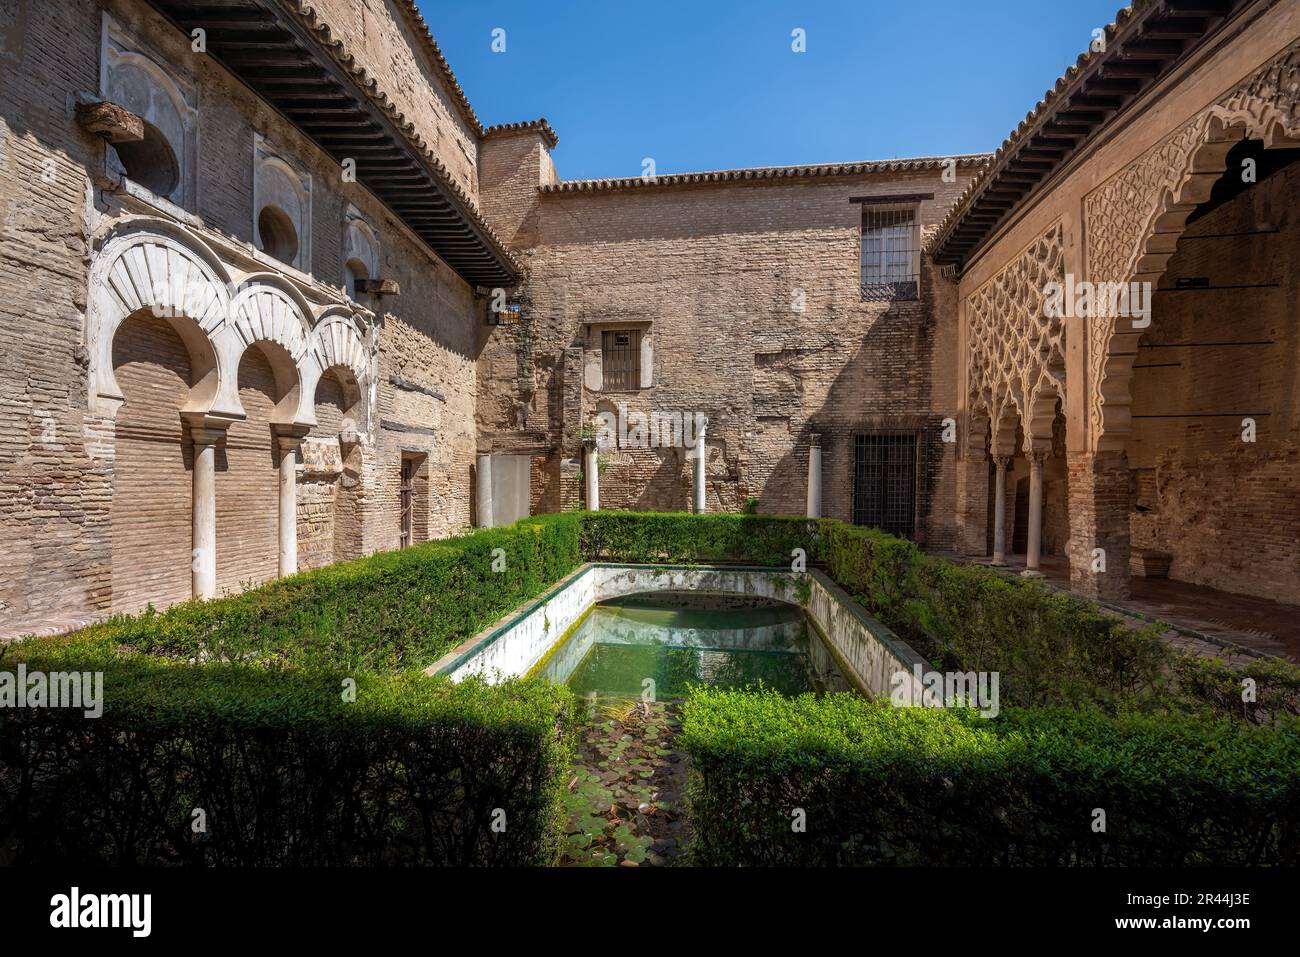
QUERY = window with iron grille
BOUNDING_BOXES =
[852,433,917,537]
[861,205,920,302]
[601,329,641,391]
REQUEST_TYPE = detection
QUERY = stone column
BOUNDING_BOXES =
[1023,449,1046,577]
[187,422,225,600]
[692,420,708,514]
[583,441,600,511]
[805,433,822,519]
[276,432,303,578]
[476,453,494,528]
[990,455,1010,566]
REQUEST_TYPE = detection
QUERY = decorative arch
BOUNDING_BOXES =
[1085,40,1300,452]
[229,278,312,364]
[965,220,1066,452]
[300,309,374,429]
[87,222,232,417]
[87,221,377,435]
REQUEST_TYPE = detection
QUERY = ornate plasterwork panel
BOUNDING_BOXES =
[966,221,1066,449]
[1084,39,1300,451]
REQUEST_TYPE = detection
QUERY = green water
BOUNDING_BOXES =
[539,592,846,698]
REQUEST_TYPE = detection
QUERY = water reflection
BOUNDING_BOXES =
[540,591,847,698]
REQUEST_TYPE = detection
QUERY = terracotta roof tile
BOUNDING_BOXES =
[483,118,560,149]
[926,0,1206,265]
[541,154,991,193]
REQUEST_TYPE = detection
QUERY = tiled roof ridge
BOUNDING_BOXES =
[483,118,560,149]
[541,153,993,192]
[389,0,487,136]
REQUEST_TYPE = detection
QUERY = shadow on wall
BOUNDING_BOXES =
[754,285,940,539]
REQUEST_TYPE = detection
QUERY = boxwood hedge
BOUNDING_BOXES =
[683,689,1300,866]
[0,514,586,866]
[580,511,819,566]
[0,656,575,865]
[816,519,1300,720]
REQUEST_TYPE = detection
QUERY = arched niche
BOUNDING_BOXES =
[254,135,313,272]
[101,16,197,207]
[342,208,380,302]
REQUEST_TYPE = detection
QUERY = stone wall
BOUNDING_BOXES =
[477,151,978,546]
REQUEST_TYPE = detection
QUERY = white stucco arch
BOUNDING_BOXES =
[87,222,233,417]
[303,308,374,429]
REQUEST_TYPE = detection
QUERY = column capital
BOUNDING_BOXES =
[992,454,1012,471]
[1026,447,1049,467]
[181,412,233,446]
[273,424,310,453]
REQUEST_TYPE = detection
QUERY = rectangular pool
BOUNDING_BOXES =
[533,592,848,698]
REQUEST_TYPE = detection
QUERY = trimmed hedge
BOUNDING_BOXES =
[817,520,1300,720]
[6,510,1299,866]
[580,511,818,567]
[0,515,586,866]
[683,689,1300,866]
[65,511,584,673]
[0,657,575,865]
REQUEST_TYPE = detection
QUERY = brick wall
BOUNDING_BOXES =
[215,346,282,596]
[109,313,194,614]
[477,153,975,546]
[308,0,481,199]
[1126,161,1299,601]
[0,0,484,631]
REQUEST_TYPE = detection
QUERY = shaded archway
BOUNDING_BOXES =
[1081,57,1300,600]
[215,341,298,594]
[1125,139,1300,602]
[109,310,214,614]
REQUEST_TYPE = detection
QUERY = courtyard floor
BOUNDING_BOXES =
[972,554,1300,663]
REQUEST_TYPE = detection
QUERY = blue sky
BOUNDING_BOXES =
[421,0,1123,180]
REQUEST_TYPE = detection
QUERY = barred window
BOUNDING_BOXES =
[601,329,641,391]
[852,433,917,538]
[861,205,920,302]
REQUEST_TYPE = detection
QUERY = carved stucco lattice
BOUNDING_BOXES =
[966,221,1065,449]
[1084,40,1300,451]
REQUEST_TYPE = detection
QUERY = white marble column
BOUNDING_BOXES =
[1023,450,1046,577]
[991,455,1010,567]
[276,433,302,577]
[692,421,707,514]
[805,433,822,519]
[188,423,223,600]
[476,453,494,528]
[583,441,600,511]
